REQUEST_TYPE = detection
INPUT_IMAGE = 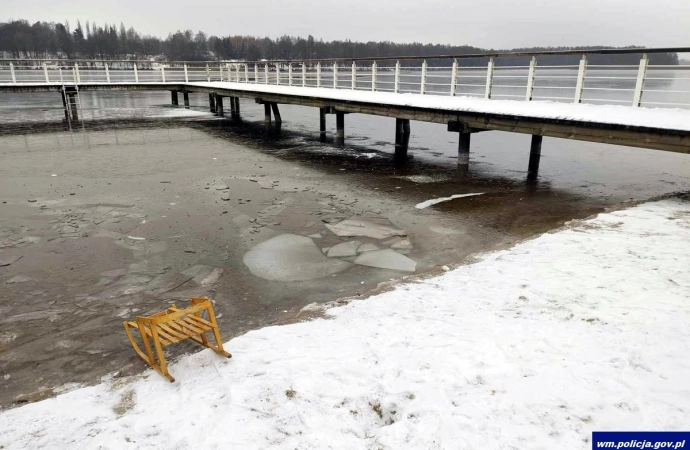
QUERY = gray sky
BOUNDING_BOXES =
[3,0,690,49]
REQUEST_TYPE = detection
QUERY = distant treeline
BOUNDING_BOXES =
[0,19,679,66]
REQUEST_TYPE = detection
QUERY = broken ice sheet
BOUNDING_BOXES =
[325,219,406,240]
[357,243,379,253]
[354,249,416,272]
[327,241,361,258]
[391,239,413,250]
[415,193,484,209]
[244,234,350,281]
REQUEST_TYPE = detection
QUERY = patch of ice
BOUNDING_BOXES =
[357,243,379,253]
[327,241,362,258]
[415,193,484,209]
[390,239,413,250]
[244,234,351,281]
[354,249,417,272]
[325,219,406,240]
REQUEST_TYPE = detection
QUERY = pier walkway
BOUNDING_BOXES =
[2,47,690,175]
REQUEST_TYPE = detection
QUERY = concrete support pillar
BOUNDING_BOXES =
[183,92,189,108]
[234,97,240,116]
[394,118,411,159]
[458,132,471,167]
[264,103,272,129]
[336,112,345,145]
[216,95,224,117]
[230,96,237,117]
[527,134,543,180]
[319,107,327,142]
[209,93,216,113]
[403,119,411,148]
[271,103,282,133]
[171,90,179,106]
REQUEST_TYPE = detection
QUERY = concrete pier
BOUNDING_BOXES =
[183,92,189,108]
[234,97,240,118]
[336,112,345,145]
[319,108,327,142]
[171,91,178,106]
[271,103,282,132]
[215,95,224,117]
[395,118,411,159]
[264,103,272,128]
[209,93,216,113]
[527,135,543,180]
[458,132,471,167]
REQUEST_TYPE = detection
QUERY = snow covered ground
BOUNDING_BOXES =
[1,199,689,449]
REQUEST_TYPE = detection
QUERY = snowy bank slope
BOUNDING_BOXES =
[1,200,689,450]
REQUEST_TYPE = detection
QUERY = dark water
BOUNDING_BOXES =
[1,89,689,198]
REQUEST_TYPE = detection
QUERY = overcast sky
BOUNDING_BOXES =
[3,0,690,49]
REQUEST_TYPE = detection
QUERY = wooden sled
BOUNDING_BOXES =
[123,297,231,382]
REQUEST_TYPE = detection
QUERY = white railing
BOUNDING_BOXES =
[1,51,690,109]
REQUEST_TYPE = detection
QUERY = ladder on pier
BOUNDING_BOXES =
[61,84,85,129]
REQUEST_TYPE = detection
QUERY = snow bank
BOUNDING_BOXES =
[190,82,690,132]
[1,199,689,450]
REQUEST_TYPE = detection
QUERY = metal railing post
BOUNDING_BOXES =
[219,64,223,82]
[450,59,457,96]
[632,54,649,107]
[74,63,81,83]
[133,63,139,82]
[276,64,281,85]
[525,56,536,101]
[43,63,49,83]
[288,63,293,86]
[484,57,494,99]
[265,64,269,84]
[105,63,110,83]
[161,66,166,83]
[351,61,356,90]
[184,64,189,82]
[333,62,338,89]
[244,64,249,83]
[420,60,428,94]
[302,63,306,87]
[59,68,63,83]
[206,64,210,82]
[10,62,16,83]
[371,61,377,91]
[254,64,259,84]
[317,62,321,88]
[394,60,400,93]
[574,55,587,103]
